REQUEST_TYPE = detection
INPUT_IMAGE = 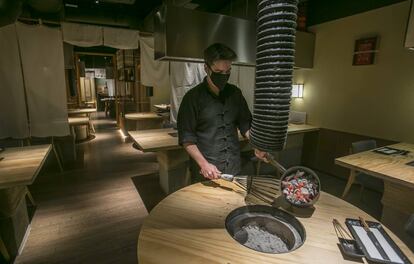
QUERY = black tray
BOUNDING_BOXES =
[373,147,409,156]
[345,218,412,264]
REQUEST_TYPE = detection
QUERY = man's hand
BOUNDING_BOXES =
[199,162,221,180]
[254,148,269,163]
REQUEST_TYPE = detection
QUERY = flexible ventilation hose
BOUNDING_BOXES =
[250,0,298,152]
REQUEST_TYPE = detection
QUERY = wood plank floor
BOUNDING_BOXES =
[15,115,159,264]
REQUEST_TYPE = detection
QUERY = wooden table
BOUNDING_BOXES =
[129,124,319,153]
[67,108,97,133]
[100,98,115,117]
[67,108,97,115]
[124,112,164,131]
[138,179,414,263]
[336,143,414,249]
[68,117,90,159]
[0,145,52,189]
[0,145,52,260]
[129,124,319,194]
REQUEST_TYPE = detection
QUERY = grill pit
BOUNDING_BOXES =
[225,205,305,254]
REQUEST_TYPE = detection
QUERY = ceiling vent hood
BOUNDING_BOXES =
[154,5,315,68]
[154,5,256,66]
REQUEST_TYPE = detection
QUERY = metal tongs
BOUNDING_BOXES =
[246,152,286,194]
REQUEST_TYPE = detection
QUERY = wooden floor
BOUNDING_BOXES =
[15,115,159,264]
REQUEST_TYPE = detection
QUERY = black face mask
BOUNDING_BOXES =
[209,68,230,91]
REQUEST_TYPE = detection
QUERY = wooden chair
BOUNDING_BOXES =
[342,139,384,198]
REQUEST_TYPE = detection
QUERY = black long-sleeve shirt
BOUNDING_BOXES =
[177,78,251,175]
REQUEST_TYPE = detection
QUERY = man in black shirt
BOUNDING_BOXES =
[177,43,266,182]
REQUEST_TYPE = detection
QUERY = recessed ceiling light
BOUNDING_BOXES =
[95,0,100,4]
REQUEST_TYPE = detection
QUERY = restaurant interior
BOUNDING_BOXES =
[0,0,414,263]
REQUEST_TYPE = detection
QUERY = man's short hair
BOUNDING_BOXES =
[204,43,237,67]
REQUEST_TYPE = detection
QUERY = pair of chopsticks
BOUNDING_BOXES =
[333,219,354,244]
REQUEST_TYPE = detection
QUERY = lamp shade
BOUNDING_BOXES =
[292,84,304,98]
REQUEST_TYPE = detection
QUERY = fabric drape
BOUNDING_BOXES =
[169,62,206,123]
[103,27,139,49]
[16,23,69,137]
[62,22,103,47]
[0,24,29,139]
[139,36,170,87]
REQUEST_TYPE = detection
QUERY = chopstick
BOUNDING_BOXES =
[333,219,353,244]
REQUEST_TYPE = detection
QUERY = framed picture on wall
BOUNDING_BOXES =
[352,36,378,65]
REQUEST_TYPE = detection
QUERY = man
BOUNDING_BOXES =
[177,43,266,182]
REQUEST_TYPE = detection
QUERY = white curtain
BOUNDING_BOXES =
[0,24,29,139]
[139,36,169,88]
[62,22,103,47]
[238,66,255,111]
[228,65,240,87]
[103,27,139,49]
[16,23,69,137]
[169,62,206,123]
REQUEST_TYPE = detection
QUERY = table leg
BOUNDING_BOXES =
[381,181,414,250]
[52,137,63,172]
[342,170,356,199]
[157,149,190,194]
[70,126,77,160]
[0,235,10,263]
[88,113,96,134]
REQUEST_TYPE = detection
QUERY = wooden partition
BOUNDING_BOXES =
[302,128,396,179]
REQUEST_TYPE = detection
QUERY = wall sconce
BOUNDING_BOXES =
[292,84,304,98]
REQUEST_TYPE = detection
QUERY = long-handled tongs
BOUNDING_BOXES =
[247,152,287,194]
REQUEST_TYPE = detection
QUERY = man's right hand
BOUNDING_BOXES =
[199,162,221,180]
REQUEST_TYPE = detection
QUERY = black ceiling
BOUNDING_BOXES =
[17,0,232,29]
[10,0,407,30]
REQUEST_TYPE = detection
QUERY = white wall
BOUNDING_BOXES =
[292,1,414,143]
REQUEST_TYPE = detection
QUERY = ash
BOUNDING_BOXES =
[236,225,289,253]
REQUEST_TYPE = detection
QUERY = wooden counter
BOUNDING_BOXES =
[129,124,319,153]
[138,179,414,263]
[0,145,52,189]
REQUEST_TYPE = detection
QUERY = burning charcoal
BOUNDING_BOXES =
[281,169,319,206]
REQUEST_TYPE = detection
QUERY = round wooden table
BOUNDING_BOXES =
[137,180,414,264]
